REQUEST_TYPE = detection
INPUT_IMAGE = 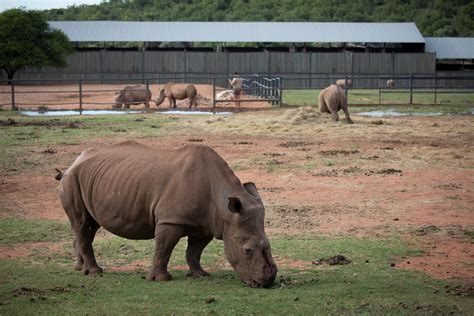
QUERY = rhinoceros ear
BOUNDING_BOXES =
[228,196,243,214]
[243,182,260,198]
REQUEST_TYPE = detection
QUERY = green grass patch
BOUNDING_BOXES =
[0,218,71,245]
[0,111,176,174]
[1,236,472,315]
[283,89,474,110]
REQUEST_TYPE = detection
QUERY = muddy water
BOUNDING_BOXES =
[20,110,233,116]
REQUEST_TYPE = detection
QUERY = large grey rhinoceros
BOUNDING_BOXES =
[114,85,152,109]
[57,141,277,288]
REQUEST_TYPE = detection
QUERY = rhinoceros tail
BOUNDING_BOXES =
[54,168,63,181]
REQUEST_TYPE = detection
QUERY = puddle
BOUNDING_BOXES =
[21,110,141,116]
[157,110,232,115]
[20,110,232,117]
[357,110,443,117]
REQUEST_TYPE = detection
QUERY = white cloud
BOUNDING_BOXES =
[1,0,104,11]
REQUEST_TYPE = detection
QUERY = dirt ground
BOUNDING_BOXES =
[0,106,473,281]
[0,84,271,110]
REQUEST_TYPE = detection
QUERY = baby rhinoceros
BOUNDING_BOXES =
[114,85,152,109]
[56,141,277,288]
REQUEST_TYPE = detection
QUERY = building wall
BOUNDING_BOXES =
[1,51,438,88]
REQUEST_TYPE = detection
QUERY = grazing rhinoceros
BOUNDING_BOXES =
[318,84,353,123]
[57,141,277,288]
[155,83,197,108]
[114,85,152,109]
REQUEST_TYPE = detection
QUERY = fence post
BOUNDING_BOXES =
[378,77,381,105]
[212,78,216,109]
[409,74,413,106]
[79,80,83,114]
[345,75,349,98]
[278,77,282,106]
[11,81,16,110]
[434,72,437,104]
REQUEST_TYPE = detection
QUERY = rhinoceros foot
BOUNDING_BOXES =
[186,269,210,278]
[82,266,103,276]
[146,270,172,282]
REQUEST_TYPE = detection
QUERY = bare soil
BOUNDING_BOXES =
[1,106,473,281]
[0,84,271,110]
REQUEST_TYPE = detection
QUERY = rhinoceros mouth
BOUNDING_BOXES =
[246,279,263,288]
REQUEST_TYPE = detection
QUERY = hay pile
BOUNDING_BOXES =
[275,106,322,125]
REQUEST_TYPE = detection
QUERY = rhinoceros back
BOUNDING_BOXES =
[59,141,239,240]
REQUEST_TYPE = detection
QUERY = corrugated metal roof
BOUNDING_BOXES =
[48,21,425,43]
[425,37,474,59]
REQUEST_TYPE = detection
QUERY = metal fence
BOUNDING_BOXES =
[0,74,472,110]
[0,75,282,110]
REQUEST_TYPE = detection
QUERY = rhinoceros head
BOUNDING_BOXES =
[222,182,277,288]
[114,92,123,104]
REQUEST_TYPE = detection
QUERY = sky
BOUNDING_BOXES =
[0,0,103,11]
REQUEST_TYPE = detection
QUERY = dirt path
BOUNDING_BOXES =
[0,84,271,110]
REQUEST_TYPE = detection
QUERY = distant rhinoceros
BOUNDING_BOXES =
[57,141,277,288]
[114,85,152,109]
[318,84,353,123]
[335,79,352,89]
[155,82,197,108]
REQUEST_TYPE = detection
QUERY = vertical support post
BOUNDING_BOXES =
[11,81,16,110]
[434,72,437,104]
[212,78,216,109]
[183,49,187,83]
[309,52,312,89]
[278,77,282,106]
[409,74,413,106]
[345,75,349,98]
[378,77,381,105]
[142,46,146,84]
[79,79,83,114]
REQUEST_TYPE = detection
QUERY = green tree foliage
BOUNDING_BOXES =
[0,9,74,82]
[43,0,473,36]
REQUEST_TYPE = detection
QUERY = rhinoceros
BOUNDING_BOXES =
[114,85,152,109]
[318,84,353,123]
[57,141,277,288]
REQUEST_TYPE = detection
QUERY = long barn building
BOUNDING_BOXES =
[2,21,473,88]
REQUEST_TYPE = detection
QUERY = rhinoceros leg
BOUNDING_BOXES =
[67,210,103,276]
[147,224,185,282]
[73,221,100,271]
[186,235,212,277]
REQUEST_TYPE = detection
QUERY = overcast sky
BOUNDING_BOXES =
[1,0,104,11]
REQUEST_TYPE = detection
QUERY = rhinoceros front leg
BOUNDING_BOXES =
[186,235,212,278]
[147,224,185,282]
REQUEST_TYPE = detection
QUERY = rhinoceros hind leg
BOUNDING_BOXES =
[147,224,185,282]
[67,209,102,276]
[73,220,101,272]
[186,235,212,278]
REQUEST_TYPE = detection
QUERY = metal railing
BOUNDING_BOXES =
[0,74,472,110]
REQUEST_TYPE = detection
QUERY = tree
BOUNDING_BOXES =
[0,8,74,83]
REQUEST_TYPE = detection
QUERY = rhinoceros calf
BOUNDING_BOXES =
[114,85,152,109]
[57,141,277,288]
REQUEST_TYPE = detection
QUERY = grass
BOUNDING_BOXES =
[0,218,72,245]
[1,227,472,315]
[0,111,179,174]
[283,89,474,110]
